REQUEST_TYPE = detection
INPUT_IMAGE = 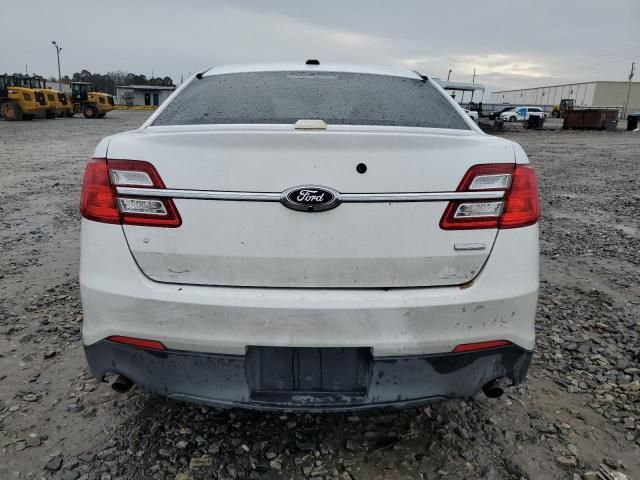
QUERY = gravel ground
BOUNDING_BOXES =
[0,111,639,480]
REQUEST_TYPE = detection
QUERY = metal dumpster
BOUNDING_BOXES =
[563,109,619,130]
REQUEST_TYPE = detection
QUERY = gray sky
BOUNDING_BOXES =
[2,0,639,94]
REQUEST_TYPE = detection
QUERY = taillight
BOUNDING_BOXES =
[440,164,539,230]
[499,165,540,228]
[107,335,166,351]
[80,159,181,227]
[452,340,511,353]
[80,159,120,224]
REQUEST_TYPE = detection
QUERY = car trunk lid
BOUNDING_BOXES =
[108,126,514,288]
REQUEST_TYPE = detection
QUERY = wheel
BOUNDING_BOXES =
[509,116,516,122]
[2,102,23,121]
[23,114,34,121]
[97,113,106,118]
[83,105,98,118]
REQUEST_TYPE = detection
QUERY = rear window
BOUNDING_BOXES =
[153,71,470,130]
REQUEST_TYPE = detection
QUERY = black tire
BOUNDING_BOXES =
[97,113,106,118]
[83,105,98,118]
[509,116,516,122]
[23,114,34,121]
[2,102,23,121]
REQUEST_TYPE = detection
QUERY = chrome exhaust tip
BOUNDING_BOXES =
[111,374,134,394]
[482,378,506,398]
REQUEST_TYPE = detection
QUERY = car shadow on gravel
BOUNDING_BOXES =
[102,391,536,480]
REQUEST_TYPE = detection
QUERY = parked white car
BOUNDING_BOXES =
[464,108,479,122]
[500,106,546,122]
[80,62,540,410]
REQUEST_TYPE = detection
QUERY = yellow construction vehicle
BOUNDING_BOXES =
[32,78,73,118]
[57,91,73,117]
[70,82,114,118]
[0,75,47,120]
[551,98,575,118]
[28,77,61,118]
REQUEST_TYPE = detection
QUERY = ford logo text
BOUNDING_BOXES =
[281,185,341,212]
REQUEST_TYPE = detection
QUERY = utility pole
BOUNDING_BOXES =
[51,41,62,89]
[472,68,476,84]
[623,62,635,117]
[447,69,452,81]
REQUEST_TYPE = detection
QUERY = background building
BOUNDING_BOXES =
[115,85,175,107]
[490,81,640,116]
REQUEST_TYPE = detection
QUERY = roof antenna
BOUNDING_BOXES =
[411,70,428,82]
[306,59,320,65]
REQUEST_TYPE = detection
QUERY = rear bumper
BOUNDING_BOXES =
[85,340,532,410]
[80,221,538,356]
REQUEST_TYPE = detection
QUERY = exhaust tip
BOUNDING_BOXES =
[482,378,506,399]
[111,374,134,394]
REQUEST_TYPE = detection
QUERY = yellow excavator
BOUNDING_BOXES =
[70,82,114,118]
[0,74,47,120]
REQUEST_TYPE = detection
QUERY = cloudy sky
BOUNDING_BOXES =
[2,0,638,94]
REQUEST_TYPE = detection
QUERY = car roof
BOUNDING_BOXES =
[201,62,423,80]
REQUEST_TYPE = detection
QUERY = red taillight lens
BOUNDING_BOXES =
[106,335,166,351]
[80,158,181,227]
[452,340,511,353]
[500,164,540,229]
[80,159,120,224]
[440,163,540,230]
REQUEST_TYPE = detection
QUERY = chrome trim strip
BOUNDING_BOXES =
[116,187,281,201]
[340,191,504,202]
[115,187,505,202]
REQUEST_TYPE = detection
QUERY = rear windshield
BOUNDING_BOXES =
[153,71,470,130]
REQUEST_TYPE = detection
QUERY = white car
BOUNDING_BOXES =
[464,108,479,122]
[500,106,546,122]
[80,62,540,410]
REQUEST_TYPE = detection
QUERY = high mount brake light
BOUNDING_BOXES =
[80,159,181,227]
[440,164,540,230]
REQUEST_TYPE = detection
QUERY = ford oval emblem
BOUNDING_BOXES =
[281,185,341,212]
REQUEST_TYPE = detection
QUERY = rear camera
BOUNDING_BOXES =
[356,163,367,174]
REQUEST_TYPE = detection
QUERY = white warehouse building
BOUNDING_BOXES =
[490,81,640,116]
[115,85,175,107]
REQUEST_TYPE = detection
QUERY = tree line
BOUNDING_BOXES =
[62,70,175,95]
[4,70,175,94]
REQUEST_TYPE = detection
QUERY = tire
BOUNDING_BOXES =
[83,105,98,118]
[2,102,23,121]
[509,116,516,122]
[97,113,106,118]
[66,111,75,118]
[23,114,34,121]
